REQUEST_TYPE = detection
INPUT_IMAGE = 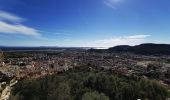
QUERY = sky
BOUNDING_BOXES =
[0,0,170,47]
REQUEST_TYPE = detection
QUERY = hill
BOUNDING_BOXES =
[108,43,170,55]
[10,65,169,100]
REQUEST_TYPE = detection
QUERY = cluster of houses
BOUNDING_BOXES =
[0,51,170,86]
[0,50,170,100]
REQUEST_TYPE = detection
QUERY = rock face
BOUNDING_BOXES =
[0,79,18,100]
[0,86,11,100]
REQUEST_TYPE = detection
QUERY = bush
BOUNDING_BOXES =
[82,91,109,100]
[11,66,170,100]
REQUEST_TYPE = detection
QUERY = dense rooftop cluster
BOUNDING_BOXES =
[0,49,170,100]
[0,50,170,86]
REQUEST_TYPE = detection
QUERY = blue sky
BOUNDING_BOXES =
[0,0,170,47]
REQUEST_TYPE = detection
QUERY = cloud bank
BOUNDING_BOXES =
[0,10,41,37]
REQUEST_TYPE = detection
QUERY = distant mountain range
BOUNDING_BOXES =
[0,46,90,51]
[1,43,170,55]
[90,43,170,55]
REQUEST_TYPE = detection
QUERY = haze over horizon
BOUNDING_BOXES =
[0,0,170,47]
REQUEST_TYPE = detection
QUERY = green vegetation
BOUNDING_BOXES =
[82,91,109,100]
[4,52,34,58]
[10,66,170,100]
[0,50,3,63]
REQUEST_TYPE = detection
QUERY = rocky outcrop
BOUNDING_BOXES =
[0,79,18,100]
[0,86,11,100]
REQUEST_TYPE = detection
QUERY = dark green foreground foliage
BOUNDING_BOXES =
[10,66,170,100]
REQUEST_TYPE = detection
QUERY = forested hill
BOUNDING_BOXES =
[10,65,170,100]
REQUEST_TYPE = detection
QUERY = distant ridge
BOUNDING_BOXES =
[88,43,170,55]
[0,46,88,51]
[1,43,170,55]
[108,43,170,55]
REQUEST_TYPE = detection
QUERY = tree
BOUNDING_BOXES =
[138,79,168,100]
[82,91,109,100]
[48,82,71,100]
[11,65,170,100]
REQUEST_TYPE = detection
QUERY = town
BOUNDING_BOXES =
[0,48,170,100]
[0,49,170,82]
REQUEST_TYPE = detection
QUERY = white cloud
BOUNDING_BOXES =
[104,0,123,9]
[85,34,150,48]
[0,21,40,36]
[125,35,150,39]
[0,10,41,38]
[0,10,24,22]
